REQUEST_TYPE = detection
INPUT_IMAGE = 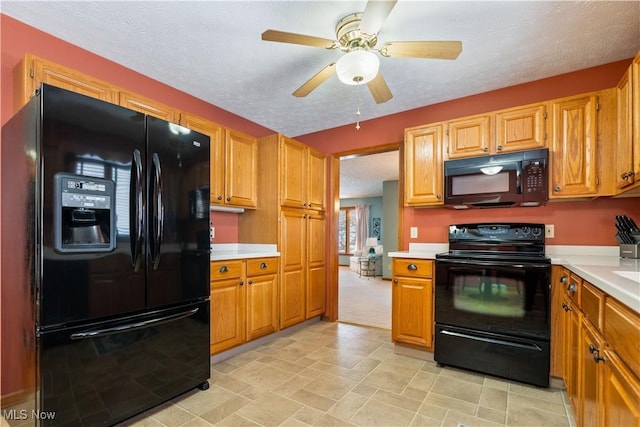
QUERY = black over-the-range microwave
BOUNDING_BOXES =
[443,148,548,209]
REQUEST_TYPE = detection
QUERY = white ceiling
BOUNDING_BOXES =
[2,1,639,139]
[2,1,638,199]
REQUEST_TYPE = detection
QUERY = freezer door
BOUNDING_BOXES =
[146,117,210,307]
[38,301,210,426]
[41,85,147,327]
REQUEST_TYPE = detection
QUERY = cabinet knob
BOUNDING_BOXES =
[496,145,503,151]
[219,265,228,273]
[588,344,598,354]
[239,280,244,286]
[260,262,267,269]
[436,194,442,199]
[393,279,398,284]
[567,282,577,293]
[593,352,605,363]
[226,197,231,201]
[560,276,568,283]
[407,264,418,271]
[217,196,223,200]
[554,186,561,192]
[248,280,253,285]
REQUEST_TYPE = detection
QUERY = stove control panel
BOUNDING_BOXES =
[449,223,545,242]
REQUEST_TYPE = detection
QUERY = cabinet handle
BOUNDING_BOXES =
[393,279,398,284]
[496,145,503,151]
[588,344,598,354]
[248,280,253,285]
[561,303,572,312]
[219,265,228,273]
[260,262,267,269]
[567,282,577,293]
[239,281,244,286]
[226,197,231,201]
[560,276,568,283]
[436,194,442,199]
[407,264,418,271]
[593,352,605,363]
[217,196,223,200]
[554,186,561,192]
[482,147,488,152]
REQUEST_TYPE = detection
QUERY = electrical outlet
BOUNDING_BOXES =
[545,224,554,238]
[410,227,418,239]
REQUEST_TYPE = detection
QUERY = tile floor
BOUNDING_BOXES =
[122,321,575,427]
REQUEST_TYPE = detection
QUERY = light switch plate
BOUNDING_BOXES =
[410,227,418,239]
[545,224,554,238]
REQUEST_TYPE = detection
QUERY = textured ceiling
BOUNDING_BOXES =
[2,1,639,139]
[2,1,638,199]
[340,150,399,198]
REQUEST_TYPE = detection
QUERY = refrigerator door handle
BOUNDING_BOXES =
[69,307,199,340]
[150,153,164,270]
[130,149,144,271]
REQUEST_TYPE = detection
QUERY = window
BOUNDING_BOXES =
[338,207,356,256]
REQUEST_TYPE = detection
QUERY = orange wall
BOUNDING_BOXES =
[296,58,640,248]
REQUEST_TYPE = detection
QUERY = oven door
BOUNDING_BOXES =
[435,258,550,338]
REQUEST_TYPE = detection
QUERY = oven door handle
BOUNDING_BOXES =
[440,329,543,352]
[436,258,549,269]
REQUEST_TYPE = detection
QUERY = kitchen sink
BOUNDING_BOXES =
[613,271,640,283]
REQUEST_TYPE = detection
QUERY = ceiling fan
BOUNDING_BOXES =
[262,0,462,104]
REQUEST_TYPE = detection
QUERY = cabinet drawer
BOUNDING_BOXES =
[604,298,640,379]
[566,273,582,306]
[210,260,243,281]
[246,257,279,276]
[581,281,604,331]
[393,259,433,278]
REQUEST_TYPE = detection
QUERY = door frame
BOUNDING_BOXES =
[324,142,403,322]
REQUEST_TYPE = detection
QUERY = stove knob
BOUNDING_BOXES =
[521,227,531,235]
[531,227,542,237]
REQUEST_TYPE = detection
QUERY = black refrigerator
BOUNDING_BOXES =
[1,84,211,426]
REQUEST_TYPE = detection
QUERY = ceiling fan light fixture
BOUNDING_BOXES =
[336,50,379,85]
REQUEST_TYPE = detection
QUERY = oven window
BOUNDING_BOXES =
[451,172,510,196]
[435,262,550,337]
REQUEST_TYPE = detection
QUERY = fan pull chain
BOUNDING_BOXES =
[355,79,362,130]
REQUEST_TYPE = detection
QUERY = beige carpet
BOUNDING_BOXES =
[338,266,391,330]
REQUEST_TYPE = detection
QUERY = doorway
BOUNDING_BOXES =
[335,148,400,329]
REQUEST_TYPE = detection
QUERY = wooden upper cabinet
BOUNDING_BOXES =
[224,129,258,208]
[280,136,326,211]
[633,52,640,189]
[495,103,547,153]
[615,52,640,194]
[550,93,599,198]
[404,123,444,206]
[13,53,118,111]
[179,114,257,209]
[119,91,177,122]
[447,114,491,158]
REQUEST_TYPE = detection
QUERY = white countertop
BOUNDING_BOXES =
[389,244,640,313]
[210,243,280,261]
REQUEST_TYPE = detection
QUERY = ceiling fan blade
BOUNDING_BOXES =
[379,41,462,60]
[293,63,337,97]
[367,73,393,104]
[262,29,337,49]
[359,0,398,35]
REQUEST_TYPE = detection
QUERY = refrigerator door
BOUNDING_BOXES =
[39,301,210,426]
[41,85,147,328]
[146,117,210,308]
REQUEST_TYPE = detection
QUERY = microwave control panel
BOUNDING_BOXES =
[522,159,546,194]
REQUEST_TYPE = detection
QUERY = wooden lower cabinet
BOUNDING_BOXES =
[552,266,640,427]
[391,258,433,349]
[210,257,279,355]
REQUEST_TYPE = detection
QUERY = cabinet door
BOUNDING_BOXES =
[15,54,118,110]
[119,91,177,122]
[616,68,635,191]
[307,148,327,211]
[392,276,432,348]
[563,295,582,415]
[447,114,491,158]
[404,124,444,206]
[306,213,326,318]
[550,266,569,378]
[225,129,258,208]
[280,137,308,209]
[580,320,605,427]
[602,348,640,427]
[550,94,599,197]
[495,104,547,153]
[210,278,245,354]
[280,210,306,328]
[246,273,278,340]
[633,53,640,188]
[180,114,226,206]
